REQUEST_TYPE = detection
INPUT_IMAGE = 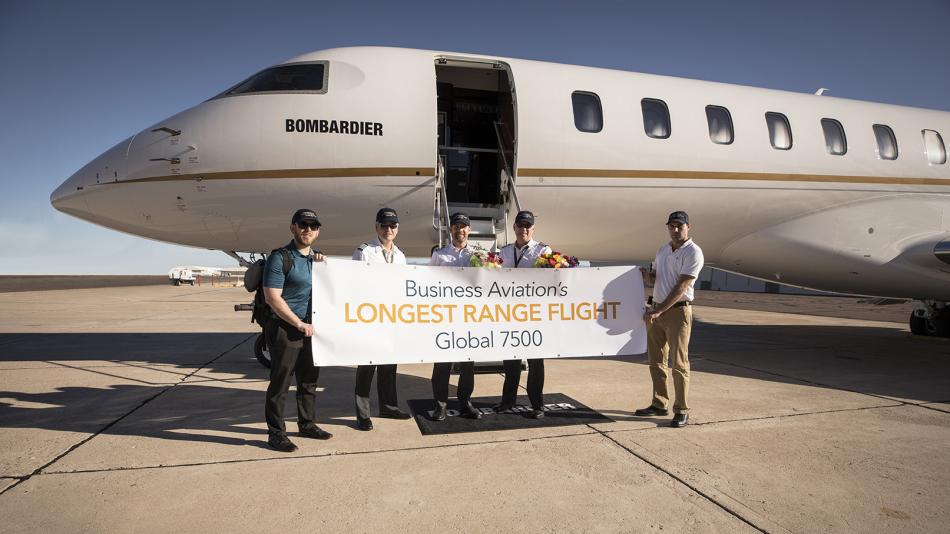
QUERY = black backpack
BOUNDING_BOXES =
[244,248,292,326]
[244,247,321,326]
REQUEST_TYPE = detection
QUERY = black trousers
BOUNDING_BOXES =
[431,361,475,407]
[264,318,320,435]
[354,364,398,420]
[501,358,545,409]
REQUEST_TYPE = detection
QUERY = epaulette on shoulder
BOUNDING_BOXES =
[357,243,369,251]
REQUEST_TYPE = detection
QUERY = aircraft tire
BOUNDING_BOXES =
[254,333,272,368]
[910,310,950,337]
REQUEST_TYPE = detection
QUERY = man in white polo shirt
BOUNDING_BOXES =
[636,211,704,428]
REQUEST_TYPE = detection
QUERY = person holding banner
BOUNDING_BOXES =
[350,208,413,431]
[428,212,481,421]
[637,211,704,428]
[263,208,333,452]
[496,210,552,418]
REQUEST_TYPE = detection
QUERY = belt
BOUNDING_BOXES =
[655,301,691,310]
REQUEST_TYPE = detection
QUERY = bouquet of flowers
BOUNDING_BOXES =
[534,251,579,269]
[470,246,504,269]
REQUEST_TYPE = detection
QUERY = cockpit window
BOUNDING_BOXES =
[215,62,328,97]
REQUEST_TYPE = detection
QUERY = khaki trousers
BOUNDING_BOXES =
[647,305,692,414]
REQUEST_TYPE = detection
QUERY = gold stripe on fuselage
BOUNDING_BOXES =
[518,168,950,187]
[115,167,949,187]
[119,167,437,184]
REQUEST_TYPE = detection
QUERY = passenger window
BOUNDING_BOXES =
[571,91,603,133]
[706,105,734,144]
[922,129,947,165]
[873,124,898,160]
[821,118,847,155]
[217,62,328,97]
[641,99,671,139]
[765,112,792,150]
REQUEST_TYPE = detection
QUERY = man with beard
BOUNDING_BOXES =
[263,208,333,452]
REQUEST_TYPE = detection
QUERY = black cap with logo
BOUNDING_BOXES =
[292,208,321,226]
[666,211,689,225]
[449,212,470,227]
[514,210,535,226]
[376,208,399,224]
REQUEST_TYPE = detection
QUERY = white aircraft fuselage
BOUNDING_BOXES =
[52,47,950,304]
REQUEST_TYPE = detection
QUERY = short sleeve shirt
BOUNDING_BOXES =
[262,243,313,321]
[498,240,552,268]
[429,243,474,267]
[352,237,407,265]
[653,239,704,304]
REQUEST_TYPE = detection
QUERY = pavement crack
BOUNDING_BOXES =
[0,334,255,496]
[37,430,599,476]
[589,425,769,533]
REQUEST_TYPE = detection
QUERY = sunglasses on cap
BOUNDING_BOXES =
[296,222,321,231]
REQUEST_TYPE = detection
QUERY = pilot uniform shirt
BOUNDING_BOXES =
[653,239,704,304]
[499,239,552,269]
[352,236,407,265]
[429,243,474,267]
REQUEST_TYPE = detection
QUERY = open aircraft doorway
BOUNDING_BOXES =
[434,57,518,251]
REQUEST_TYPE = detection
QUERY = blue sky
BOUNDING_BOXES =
[1,0,948,274]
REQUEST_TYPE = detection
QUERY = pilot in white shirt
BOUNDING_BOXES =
[350,208,413,431]
[428,212,481,422]
[496,210,551,419]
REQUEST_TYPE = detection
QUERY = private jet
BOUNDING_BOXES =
[50,47,950,336]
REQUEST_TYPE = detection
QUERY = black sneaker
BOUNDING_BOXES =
[298,423,333,440]
[268,433,297,452]
[634,405,669,417]
[356,418,374,431]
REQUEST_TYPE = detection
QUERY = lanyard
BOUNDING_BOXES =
[515,245,528,267]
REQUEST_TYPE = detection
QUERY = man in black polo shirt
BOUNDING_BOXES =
[263,208,333,452]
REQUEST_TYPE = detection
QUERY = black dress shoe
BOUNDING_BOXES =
[378,408,412,420]
[634,405,669,417]
[298,423,333,440]
[493,402,515,413]
[431,404,447,421]
[356,418,374,431]
[527,408,545,419]
[268,433,298,452]
[671,413,689,428]
[460,402,482,420]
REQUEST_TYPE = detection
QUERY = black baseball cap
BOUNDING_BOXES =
[291,208,321,226]
[514,210,535,226]
[376,208,399,224]
[666,211,689,225]
[449,212,470,227]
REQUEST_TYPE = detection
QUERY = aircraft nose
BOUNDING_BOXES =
[50,168,91,217]
[51,136,132,221]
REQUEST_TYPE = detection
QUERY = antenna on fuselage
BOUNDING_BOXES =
[814,88,829,96]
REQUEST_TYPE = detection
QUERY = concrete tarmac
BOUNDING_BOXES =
[0,286,947,533]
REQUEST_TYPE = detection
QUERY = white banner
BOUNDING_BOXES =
[310,261,646,366]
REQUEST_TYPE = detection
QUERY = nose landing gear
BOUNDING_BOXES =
[910,301,950,337]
